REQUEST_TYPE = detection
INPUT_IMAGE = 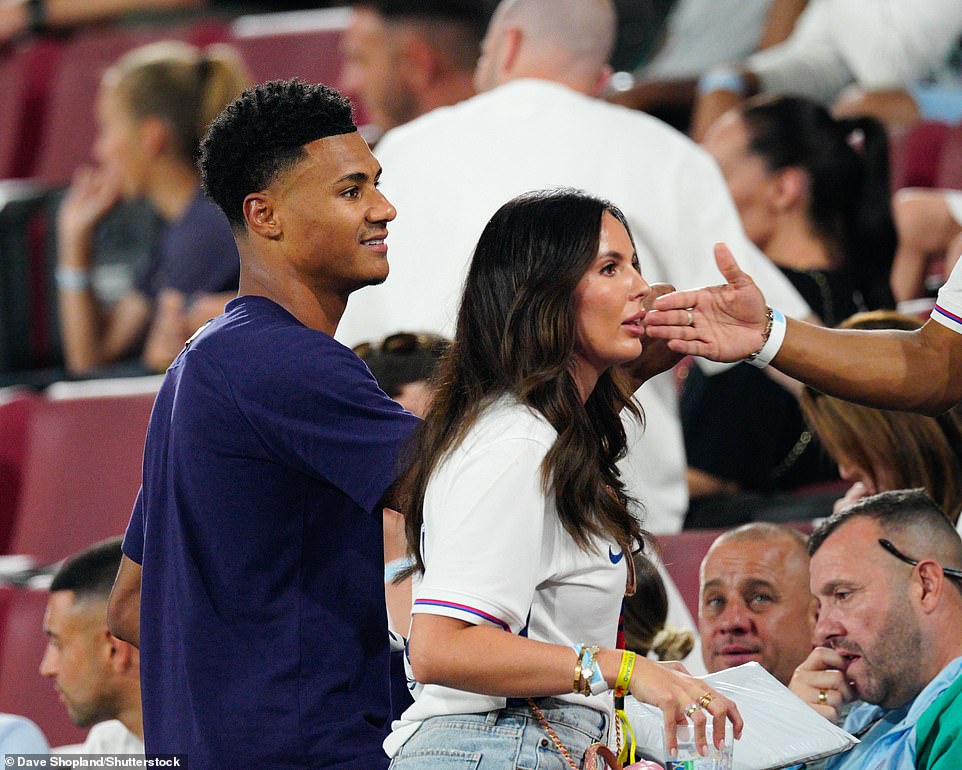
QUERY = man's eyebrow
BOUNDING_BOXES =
[701,578,725,592]
[741,578,778,595]
[335,172,369,185]
[335,167,382,186]
[817,579,856,595]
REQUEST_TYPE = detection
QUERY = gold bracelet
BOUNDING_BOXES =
[572,644,586,695]
[614,650,636,697]
[746,305,774,361]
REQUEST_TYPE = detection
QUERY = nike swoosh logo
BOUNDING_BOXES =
[609,546,624,564]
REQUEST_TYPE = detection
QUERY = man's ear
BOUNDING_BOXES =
[500,26,524,76]
[107,632,134,673]
[916,560,946,613]
[400,33,441,91]
[243,192,282,240]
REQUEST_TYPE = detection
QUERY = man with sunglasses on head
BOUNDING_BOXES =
[789,488,962,769]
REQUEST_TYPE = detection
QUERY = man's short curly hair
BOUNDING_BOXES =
[199,79,357,229]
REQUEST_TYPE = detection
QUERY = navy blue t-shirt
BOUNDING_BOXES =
[123,295,420,769]
[134,188,239,300]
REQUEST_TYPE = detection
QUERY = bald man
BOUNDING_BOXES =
[337,0,810,536]
[698,523,816,686]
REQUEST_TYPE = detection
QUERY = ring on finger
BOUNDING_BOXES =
[817,689,828,705]
[698,692,713,709]
[684,702,700,719]
[686,309,695,326]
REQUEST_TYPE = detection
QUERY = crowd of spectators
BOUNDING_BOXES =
[0,0,960,767]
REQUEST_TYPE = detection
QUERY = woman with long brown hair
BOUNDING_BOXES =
[385,189,740,768]
[801,310,962,525]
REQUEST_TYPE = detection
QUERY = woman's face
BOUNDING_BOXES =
[92,84,150,199]
[570,211,650,397]
[702,111,777,249]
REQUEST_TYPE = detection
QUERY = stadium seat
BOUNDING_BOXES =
[8,392,155,565]
[32,20,230,186]
[0,39,64,180]
[229,10,367,122]
[889,121,952,192]
[935,124,962,190]
[654,528,726,618]
[0,391,40,555]
[0,586,87,748]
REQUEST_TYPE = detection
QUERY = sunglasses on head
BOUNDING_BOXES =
[878,538,962,581]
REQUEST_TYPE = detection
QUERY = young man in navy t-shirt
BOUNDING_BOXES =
[108,79,420,769]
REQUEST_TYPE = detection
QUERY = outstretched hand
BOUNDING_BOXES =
[644,244,769,362]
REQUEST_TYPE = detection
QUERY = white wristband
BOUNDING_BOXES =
[746,307,786,368]
[55,266,92,291]
[697,68,747,96]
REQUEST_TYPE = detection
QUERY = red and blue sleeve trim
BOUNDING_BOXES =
[414,598,511,631]
[933,303,962,329]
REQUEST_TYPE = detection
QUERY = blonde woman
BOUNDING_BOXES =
[56,41,249,376]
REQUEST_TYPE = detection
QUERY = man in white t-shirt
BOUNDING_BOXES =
[337,0,810,534]
[691,0,962,138]
[647,244,962,415]
[40,538,144,755]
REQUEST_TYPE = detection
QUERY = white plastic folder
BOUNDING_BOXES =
[624,662,858,770]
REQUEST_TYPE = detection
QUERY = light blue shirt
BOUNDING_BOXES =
[0,714,49,761]
[826,657,962,770]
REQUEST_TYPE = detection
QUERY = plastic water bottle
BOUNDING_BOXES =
[665,724,699,770]
[665,723,734,770]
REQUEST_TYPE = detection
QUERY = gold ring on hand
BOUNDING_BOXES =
[686,309,694,326]
[698,692,713,709]
[684,702,700,719]
[817,689,828,705]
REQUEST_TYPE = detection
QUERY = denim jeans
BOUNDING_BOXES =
[389,697,608,769]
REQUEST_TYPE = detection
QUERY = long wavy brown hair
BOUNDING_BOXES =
[801,310,962,522]
[402,189,646,573]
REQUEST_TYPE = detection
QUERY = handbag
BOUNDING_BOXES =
[527,697,661,770]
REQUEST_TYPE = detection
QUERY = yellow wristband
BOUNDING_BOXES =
[614,650,636,697]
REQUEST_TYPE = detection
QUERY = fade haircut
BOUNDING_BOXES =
[50,537,123,604]
[362,0,492,72]
[809,489,962,568]
[199,78,357,230]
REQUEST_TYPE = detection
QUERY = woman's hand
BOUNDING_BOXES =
[57,165,122,263]
[628,657,743,758]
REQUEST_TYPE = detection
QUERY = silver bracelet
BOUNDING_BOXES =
[55,266,92,291]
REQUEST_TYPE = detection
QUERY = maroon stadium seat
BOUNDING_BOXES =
[654,528,727,618]
[8,392,155,564]
[0,391,40,555]
[32,20,230,186]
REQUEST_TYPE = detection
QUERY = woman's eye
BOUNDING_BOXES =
[601,262,617,275]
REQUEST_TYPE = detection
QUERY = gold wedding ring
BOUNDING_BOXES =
[684,702,700,719]
[817,689,828,705]
[686,309,695,326]
[698,692,714,709]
